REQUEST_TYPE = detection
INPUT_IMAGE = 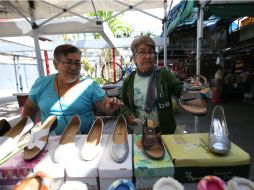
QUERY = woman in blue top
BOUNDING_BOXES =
[23,44,123,134]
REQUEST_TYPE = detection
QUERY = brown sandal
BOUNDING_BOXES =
[142,118,164,160]
[179,92,207,116]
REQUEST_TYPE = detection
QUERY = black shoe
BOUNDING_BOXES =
[0,119,11,136]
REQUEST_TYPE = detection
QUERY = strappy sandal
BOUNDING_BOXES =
[142,118,164,160]
[23,115,57,161]
[179,92,207,116]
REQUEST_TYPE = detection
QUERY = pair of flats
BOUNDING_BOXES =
[0,116,34,160]
[54,115,104,163]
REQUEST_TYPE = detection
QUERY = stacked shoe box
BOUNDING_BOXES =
[162,133,251,183]
[133,134,174,190]
[64,134,109,190]
[98,134,133,190]
[0,136,65,190]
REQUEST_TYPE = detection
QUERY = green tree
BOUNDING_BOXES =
[87,11,133,38]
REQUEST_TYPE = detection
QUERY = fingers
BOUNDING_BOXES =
[109,97,124,106]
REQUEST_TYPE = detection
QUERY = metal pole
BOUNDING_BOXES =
[29,4,45,77]
[17,56,23,92]
[195,0,205,132]
[13,56,19,92]
[163,0,168,68]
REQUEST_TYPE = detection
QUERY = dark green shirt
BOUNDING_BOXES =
[121,68,183,134]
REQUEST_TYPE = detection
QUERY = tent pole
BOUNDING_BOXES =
[112,48,116,83]
[13,56,19,92]
[17,56,23,92]
[195,0,205,132]
[29,5,45,77]
[163,0,168,68]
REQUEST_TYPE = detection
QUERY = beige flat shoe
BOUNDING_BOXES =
[53,115,80,163]
[81,117,104,161]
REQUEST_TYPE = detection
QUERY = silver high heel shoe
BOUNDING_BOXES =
[208,106,231,155]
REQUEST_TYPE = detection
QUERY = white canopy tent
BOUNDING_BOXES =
[0,0,172,76]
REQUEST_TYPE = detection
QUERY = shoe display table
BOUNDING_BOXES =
[162,133,251,183]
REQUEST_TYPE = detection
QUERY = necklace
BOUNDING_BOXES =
[56,75,68,125]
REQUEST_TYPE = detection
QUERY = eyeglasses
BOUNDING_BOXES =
[60,61,81,67]
[136,51,156,57]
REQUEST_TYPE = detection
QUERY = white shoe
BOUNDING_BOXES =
[153,177,184,190]
[0,116,34,160]
[80,118,104,161]
[54,115,80,163]
[60,181,88,190]
[227,177,254,190]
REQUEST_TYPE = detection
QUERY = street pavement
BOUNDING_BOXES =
[0,96,20,120]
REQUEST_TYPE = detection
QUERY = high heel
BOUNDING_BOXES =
[208,106,231,155]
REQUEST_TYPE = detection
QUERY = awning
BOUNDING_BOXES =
[0,0,171,76]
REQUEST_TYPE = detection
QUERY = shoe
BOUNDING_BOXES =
[179,92,207,116]
[0,116,34,160]
[142,117,164,160]
[227,177,254,190]
[208,106,231,155]
[110,114,129,163]
[186,75,209,91]
[153,177,184,190]
[0,119,11,136]
[197,176,227,190]
[81,117,104,161]
[54,114,80,163]
[60,181,88,190]
[107,179,135,190]
[23,115,57,160]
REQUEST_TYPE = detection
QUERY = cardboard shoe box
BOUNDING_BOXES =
[133,134,174,190]
[162,133,251,183]
[0,136,65,190]
[65,134,109,190]
[98,134,133,190]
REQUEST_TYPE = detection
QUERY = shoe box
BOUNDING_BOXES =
[0,136,65,190]
[162,133,251,183]
[98,134,133,190]
[133,134,174,190]
[64,134,109,190]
